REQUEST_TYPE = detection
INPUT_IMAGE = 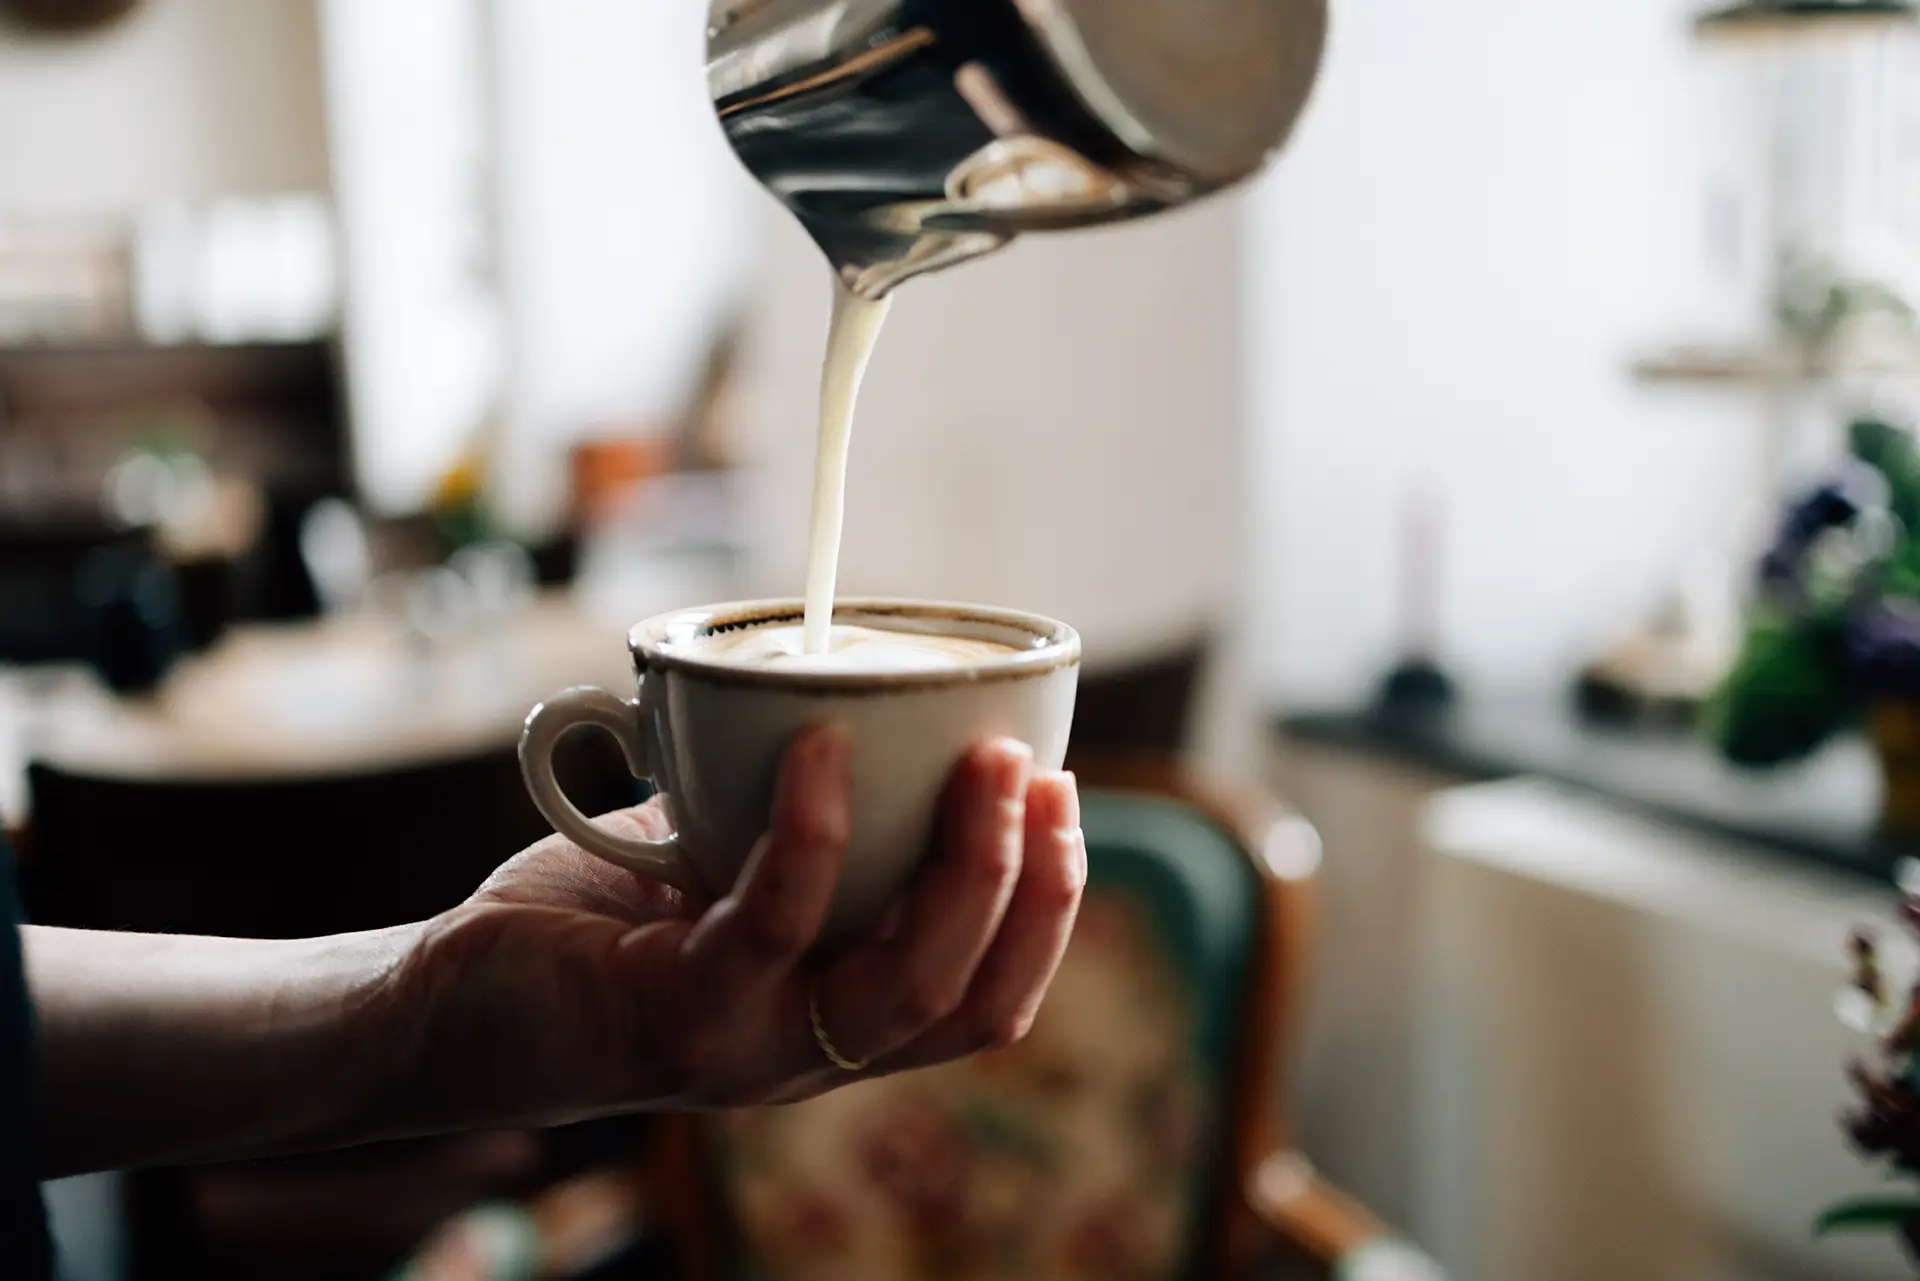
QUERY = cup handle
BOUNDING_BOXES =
[518,685,696,893]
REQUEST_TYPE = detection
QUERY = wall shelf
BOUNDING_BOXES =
[1695,0,1919,40]
[1631,341,1920,387]
[1631,344,1806,386]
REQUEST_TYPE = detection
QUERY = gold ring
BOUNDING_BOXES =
[808,976,871,1073]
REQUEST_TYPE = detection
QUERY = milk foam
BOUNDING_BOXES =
[692,623,1021,674]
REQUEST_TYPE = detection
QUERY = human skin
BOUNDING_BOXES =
[24,728,1084,1177]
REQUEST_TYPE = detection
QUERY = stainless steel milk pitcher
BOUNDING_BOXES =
[708,0,1328,297]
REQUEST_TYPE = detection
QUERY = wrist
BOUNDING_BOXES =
[358,902,679,1139]
[284,920,433,1153]
[342,905,574,1143]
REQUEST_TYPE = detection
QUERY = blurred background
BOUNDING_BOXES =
[10,0,1920,1279]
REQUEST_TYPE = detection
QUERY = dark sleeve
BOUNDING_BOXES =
[0,832,52,1279]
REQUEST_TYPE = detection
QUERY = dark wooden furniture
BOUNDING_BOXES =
[1069,640,1210,757]
[0,343,344,498]
[20,744,637,940]
[0,341,350,631]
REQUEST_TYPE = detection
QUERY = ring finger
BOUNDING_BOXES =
[810,739,1034,1068]
[870,770,1083,1074]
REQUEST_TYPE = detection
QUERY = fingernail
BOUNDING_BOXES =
[1050,771,1080,830]
[1041,772,1085,889]
[988,739,1035,795]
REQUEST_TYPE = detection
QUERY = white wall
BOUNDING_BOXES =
[486,0,755,535]
[0,0,329,216]
[320,0,500,515]
[323,0,754,521]
[1247,0,1769,708]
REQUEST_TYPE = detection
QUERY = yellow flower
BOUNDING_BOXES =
[433,456,483,511]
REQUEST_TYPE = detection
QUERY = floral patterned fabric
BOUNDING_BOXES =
[719,892,1215,1281]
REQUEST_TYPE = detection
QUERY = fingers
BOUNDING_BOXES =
[651,735,1079,1109]
[872,770,1083,1073]
[817,739,1033,1065]
[679,725,851,996]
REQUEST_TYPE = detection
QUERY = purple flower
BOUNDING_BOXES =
[1845,1059,1920,1170]
[1846,601,1920,697]
[1761,469,1890,595]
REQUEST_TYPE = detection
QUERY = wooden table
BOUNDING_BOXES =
[1,592,640,822]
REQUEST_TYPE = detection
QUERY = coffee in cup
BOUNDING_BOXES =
[519,599,1080,948]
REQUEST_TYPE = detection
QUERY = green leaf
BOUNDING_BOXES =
[1708,612,1860,766]
[1814,1195,1920,1237]
[1853,418,1920,534]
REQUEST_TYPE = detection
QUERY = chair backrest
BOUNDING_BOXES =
[692,760,1311,1281]
[20,735,639,938]
[1068,640,1211,758]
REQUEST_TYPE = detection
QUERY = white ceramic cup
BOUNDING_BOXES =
[519,599,1081,947]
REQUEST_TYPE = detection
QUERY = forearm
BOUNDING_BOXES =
[23,923,424,1177]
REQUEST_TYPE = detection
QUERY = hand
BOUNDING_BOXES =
[373,727,1085,1133]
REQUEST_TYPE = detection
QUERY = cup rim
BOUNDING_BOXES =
[628,598,1081,691]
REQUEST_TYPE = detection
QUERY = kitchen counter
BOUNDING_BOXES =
[1280,699,1906,885]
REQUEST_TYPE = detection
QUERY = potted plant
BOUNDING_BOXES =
[1711,416,1920,832]
[1825,866,1920,1260]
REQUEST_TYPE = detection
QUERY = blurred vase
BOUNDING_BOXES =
[1872,700,1920,836]
[570,436,675,531]
[75,546,183,696]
